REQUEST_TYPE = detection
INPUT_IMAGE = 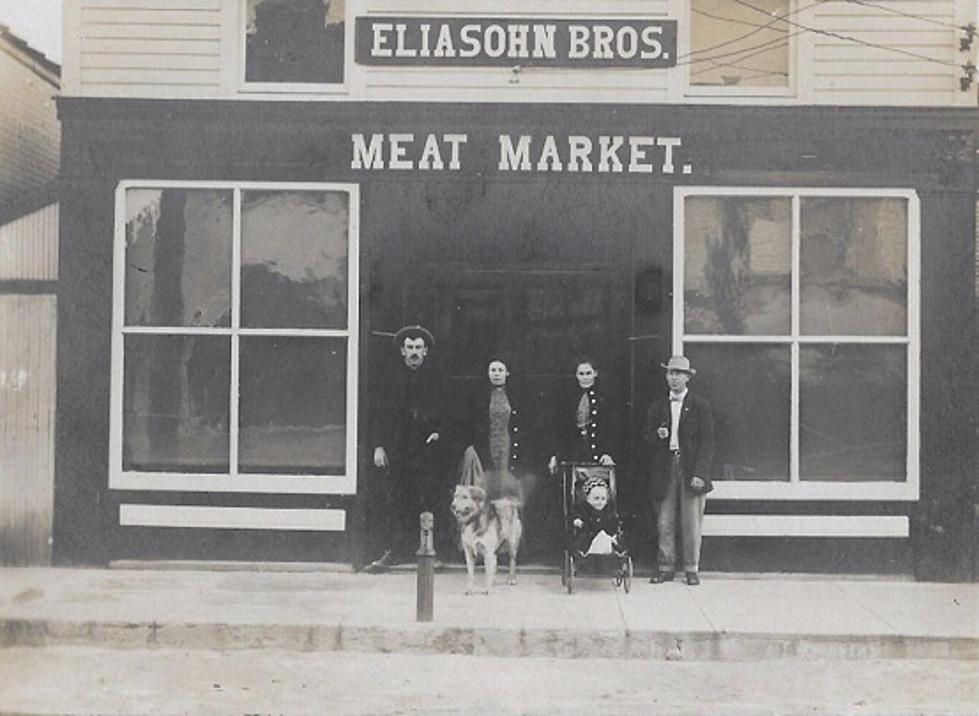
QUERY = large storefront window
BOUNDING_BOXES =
[675,188,918,499]
[112,182,359,494]
[244,0,345,87]
[688,0,791,93]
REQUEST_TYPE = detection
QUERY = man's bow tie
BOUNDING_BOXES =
[670,394,683,402]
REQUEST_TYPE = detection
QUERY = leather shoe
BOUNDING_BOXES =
[685,571,700,586]
[649,571,675,584]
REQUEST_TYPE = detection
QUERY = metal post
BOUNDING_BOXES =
[416,511,435,622]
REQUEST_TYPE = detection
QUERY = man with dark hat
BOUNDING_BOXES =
[364,325,445,573]
[642,355,715,586]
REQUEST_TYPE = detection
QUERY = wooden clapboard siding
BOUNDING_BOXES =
[75,1,222,96]
[0,294,57,566]
[810,0,966,105]
[0,204,59,281]
[0,203,57,567]
[0,40,59,205]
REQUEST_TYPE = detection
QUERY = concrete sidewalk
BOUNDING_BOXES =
[1,566,977,662]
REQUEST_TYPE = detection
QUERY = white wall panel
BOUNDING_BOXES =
[810,0,968,106]
[0,204,58,281]
[76,0,222,95]
[0,295,57,565]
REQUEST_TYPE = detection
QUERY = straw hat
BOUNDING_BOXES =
[660,355,696,375]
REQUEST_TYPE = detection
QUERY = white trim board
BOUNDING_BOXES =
[119,504,347,531]
[111,473,356,495]
[702,514,909,538]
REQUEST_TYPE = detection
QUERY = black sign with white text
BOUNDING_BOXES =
[355,16,677,68]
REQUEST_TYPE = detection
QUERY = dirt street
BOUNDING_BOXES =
[0,647,976,715]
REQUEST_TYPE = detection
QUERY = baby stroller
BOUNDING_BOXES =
[560,463,633,594]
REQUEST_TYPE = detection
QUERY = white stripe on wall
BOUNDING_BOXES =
[119,505,346,531]
[702,514,908,538]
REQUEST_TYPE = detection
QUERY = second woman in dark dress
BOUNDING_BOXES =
[463,358,535,502]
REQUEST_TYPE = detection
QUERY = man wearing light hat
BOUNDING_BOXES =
[642,355,715,586]
[364,324,444,573]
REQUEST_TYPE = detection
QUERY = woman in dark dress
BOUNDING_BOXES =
[548,357,620,473]
[463,358,535,501]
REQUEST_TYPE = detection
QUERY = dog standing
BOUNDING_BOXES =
[450,484,522,594]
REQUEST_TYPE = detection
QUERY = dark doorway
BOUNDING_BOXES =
[404,267,620,563]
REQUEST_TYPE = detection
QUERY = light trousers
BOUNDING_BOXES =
[655,453,706,573]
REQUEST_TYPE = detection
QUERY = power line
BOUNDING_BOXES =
[690,41,791,78]
[679,0,824,59]
[841,0,964,32]
[730,0,961,69]
[692,7,789,33]
[677,31,803,68]
[691,57,789,78]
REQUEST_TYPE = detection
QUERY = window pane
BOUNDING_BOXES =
[690,0,790,88]
[683,343,790,481]
[123,335,230,472]
[125,189,232,328]
[800,198,908,335]
[800,344,906,481]
[241,190,349,329]
[245,0,345,84]
[239,336,347,474]
[685,196,791,335]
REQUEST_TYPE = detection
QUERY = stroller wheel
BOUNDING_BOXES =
[566,554,575,594]
[623,557,634,593]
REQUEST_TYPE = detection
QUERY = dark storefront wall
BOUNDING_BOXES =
[54,100,977,578]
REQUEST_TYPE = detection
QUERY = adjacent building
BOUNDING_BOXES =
[0,24,60,565]
[55,0,978,579]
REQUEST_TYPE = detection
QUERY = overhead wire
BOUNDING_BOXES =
[729,0,962,68]
[678,0,824,59]
[684,36,792,69]
[689,40,791,79]
[678,31,802,68]
[840,0,965,32]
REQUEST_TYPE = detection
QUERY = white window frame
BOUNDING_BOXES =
[237,0,350,95]
[109,180,360,495]
[682,0,797,99]
[673,186,920,501]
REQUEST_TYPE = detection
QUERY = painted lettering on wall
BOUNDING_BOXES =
[355,17,677,69]
[350,133,692,175]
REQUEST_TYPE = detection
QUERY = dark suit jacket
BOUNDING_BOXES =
[642,391,715,502]
[554,382,620,465]
[370,361,443,462]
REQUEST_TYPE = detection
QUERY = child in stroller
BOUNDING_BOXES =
[572,475,625,558]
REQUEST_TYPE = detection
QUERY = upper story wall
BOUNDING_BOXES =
[0,28,60,205]
[62,0,978,106]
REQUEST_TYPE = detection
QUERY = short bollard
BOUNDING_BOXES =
[416,511,435,622]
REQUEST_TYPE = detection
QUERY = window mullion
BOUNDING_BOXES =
[790,194,801,484]
[673,188,685,355]
[230,188,242,479]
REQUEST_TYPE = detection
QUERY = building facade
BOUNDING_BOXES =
[56,0,978,579]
